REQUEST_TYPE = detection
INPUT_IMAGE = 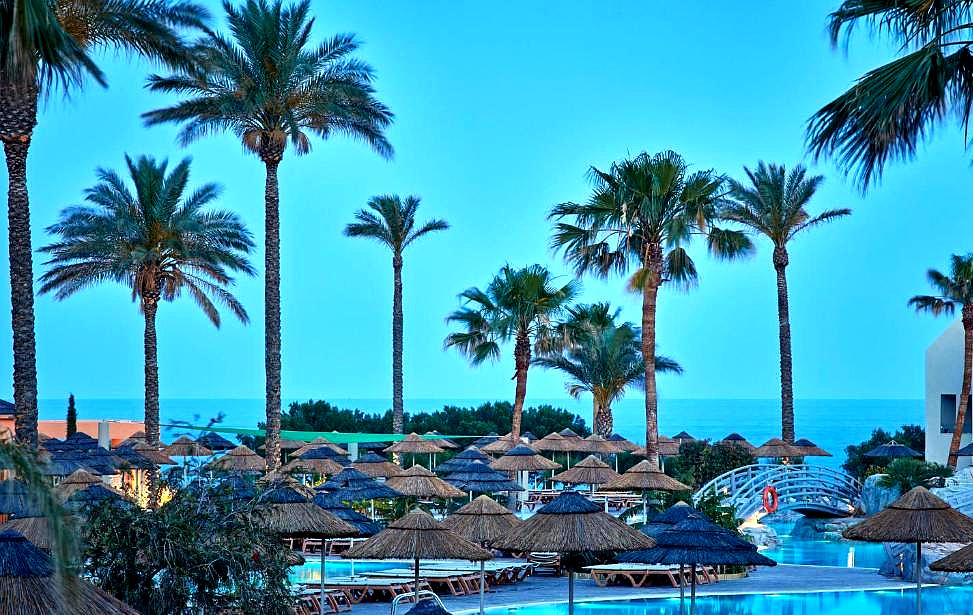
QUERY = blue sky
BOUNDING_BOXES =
[1,0,970,405]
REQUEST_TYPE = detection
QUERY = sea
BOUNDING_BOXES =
[37,397,922,469]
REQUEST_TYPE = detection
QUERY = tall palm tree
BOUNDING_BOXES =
[722,162,850,443]
[39,155,255,450]
[908,254,973,468]
[535,302,682,436]
[0,0,206,448]
[807,1,973,188]
[550,150,752,467]
[445,264,578,440]
[143,0,394,468]
[344,195,448,434]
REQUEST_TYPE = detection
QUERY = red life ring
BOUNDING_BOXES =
[762,485,779,513]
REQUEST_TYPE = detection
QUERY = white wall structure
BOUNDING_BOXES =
[926,319,972,468]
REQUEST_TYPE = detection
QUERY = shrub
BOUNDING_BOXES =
[666,440,754,489]
[843,425,925,481]
[877,458,953,493]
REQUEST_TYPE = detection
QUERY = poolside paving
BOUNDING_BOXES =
[341,563,913,615]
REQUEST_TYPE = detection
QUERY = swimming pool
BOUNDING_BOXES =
[481,587,973,615]
[762,538,888,568]
[289,559,399,583]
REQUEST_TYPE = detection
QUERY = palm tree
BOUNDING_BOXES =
[722,162,850,443]
[0,0,206,448]
[807,1,973,188]
[142,0,394,468]
[535,302,682,436]
[908,255,973,468]
[39,155,255,451]
[550,150,752,467]
[344,195,448,434]
[445,264,578,440]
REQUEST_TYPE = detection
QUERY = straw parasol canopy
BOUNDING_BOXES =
[718,433,755,452]
[551,455,619,486]
[343,508,492,607]
[490,445,561,472]
[633,436,682,458]
[0,516,52,551]
[559,428,581,439]
[196,431,236,451]
[792,438,832,457]
[578,434,623,455]
[532,432,572,453]
[956,442,973,457]
[471,432,500,448]
[492,491,653,615]
[602,460,690,492]
[843,487,973,615]
[64,484,129,512]
[751,438,805,458]
[441,495,522,546]
[352,452,404,478]
[54,470,102,498]
[292,437,347,458]
[206,445,266,473]
[312,492,381,537]
[321,468,402,501]
[640,501,702,538]
[444,462,524,494]
[281,456,343,476]
[255,485,357,538]
[385,465,465,499]
[130,442,176,465]
[434,447,492,474]
[865,440,923,459]
[480,435,519,455]
[0,530,142,614]
[385,433,445,455]
[671,431,695,443]
[424,431,459,449]
[931,542,973,572]
[164,435,212,457]
[607,433,640,452]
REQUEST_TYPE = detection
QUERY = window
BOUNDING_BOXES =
[940,394,973,433]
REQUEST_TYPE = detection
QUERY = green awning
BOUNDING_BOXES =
[161,424,477,444]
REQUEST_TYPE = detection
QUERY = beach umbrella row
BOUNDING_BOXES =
[444,461,523,495]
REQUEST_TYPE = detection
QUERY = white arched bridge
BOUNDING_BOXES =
[692,464,862,519]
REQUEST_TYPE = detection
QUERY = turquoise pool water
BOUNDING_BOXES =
[289,559,398,584]
[762,539,888,568]
[484,588,973,615]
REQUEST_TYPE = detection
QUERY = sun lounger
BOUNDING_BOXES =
[364,568,476,596]
[585,563,684,588]
[528,552,561,576]
[295,588,352,613]
[310,576,431,603]
[419,561,534,584]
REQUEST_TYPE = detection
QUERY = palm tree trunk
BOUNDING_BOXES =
[774,247,795,443]
[262,154,283,470]
[948,306,973,467]
[642,247,663,468]
[594,398,613,437]
[1,84,39,449]
[511,331,530,441]
[143,297,161,507]
[392,253,404,434]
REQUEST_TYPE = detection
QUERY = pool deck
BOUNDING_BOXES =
[339,564,913,615]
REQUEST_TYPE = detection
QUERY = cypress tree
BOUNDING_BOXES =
[66,394,77,437]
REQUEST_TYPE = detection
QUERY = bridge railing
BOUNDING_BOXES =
[692,464,862,518]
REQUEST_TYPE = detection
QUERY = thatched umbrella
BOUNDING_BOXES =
[282,456,344,477]
[292,437,347,458]
[385,433,444,455]
[444,461,524,496]
[343,509,492,613]
[352,452,403,478]
[424,431,459,450]
[792,438,831,457]
[532,432,570,454]
[164,435,212,457]
[0,480,39,519]
[321,467,402,518]
[751,438,805,459]
[671,431,695,444]
[480,435,519,455]
[54,470,102,498]
[602,460,691,520]
[493,491,653,615]
[0,516,52,551]
[0,530,142,614]
[640,501,703,538]
[843,487,973,615]
[471,432,500,448]
[256,484,357,615]
[385,465,465,500]
[559,428,580,439]
[47,450,116,477]
[490,445,561,472]
[607,433,640,453]
[129,442,177,466]
[865,440,922,459]
[64,484,129,512]
[441,495,522,547]
[196,431,236,451]
[578,434,623,456]
[38,458,92,479]
[551,455,619,490]
[206,445,266,474]
[619,514,776,615]
[956,441,973,457]
[433,447,491,474]
[718,433,755,452]
[312,492,381,537]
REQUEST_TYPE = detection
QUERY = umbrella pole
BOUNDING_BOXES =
[568,570,575,615]
[415,553,421,603]
[916,541,922,615]
[690,565,697,615]
[319,543,327,615]
[678,564,685,615]
[479,560,485,615]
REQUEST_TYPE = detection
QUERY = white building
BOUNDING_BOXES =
[926,319,973,468]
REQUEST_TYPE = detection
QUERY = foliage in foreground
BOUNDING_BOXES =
[665,440,755,489]
[83,477,295,615]
[842,425,924,481]
[241,399,589,448]
[877,458,953,493]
